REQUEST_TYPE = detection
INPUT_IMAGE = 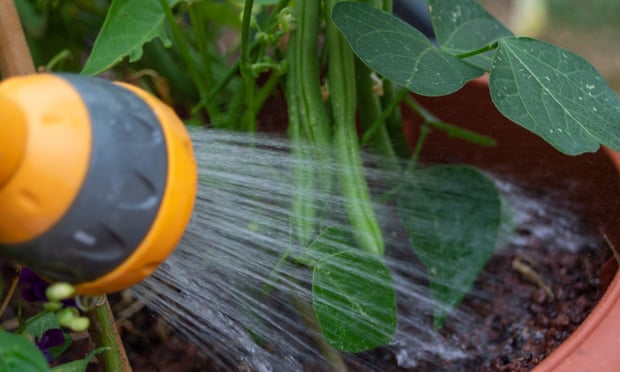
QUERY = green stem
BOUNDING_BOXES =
[286,0,332,245]
[455,41,499,59]
[354,57,399,171]
[44,49,71,71]
[87,296,131,371]
[188,4,213,88]
[203,0,289,111]
[406,120,431,176]
[255,70,282,113]
[380,83,410,157]
[240,0,257,131]
[188,4,223,119]
[291,296,348,372]
[158,0,209,102]
[361,87,408,146]
[376,120,431,203]
[326,0,384,256]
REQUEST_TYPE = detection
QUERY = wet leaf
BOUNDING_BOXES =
[82,0,183,75]
[332,2,483,96]
[25,312,61,340]
[0,330,49,372]
[310,228,396,352]
[397,165,501,328]
[51,347,108,372]
[490,37,620,155]
[429,0,513,70]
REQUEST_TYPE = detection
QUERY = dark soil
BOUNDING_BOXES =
[95,220,613,371]
[2,227,612,371]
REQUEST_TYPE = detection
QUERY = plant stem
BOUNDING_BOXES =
[291,296,348,372]
[187,3,221,119]
[406,120,431,176]
[158,0,209,104]
[354,57,399,172]
[361,87,408,146]
[203,0,290,108]
[455,41,499,59]
[0,266,20,319]
[286,0,334,245]
[254,70,282,113]
[240,0,257,131]
[326,0,384,256]
[87,296,132,372]
[44,49,71,71]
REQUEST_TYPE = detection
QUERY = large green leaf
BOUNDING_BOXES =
[397,165,501,328]
[0,330,49,372]
[310,228,396,352]
[82,0,182,75]
[332,2,483,96]
[428,0,513,70]
[490,37,620,155]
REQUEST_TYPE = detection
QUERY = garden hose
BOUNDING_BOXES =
[0,73,197,295]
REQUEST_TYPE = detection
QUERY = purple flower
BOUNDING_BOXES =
[19,268,48,303]
[19,268,77,307]
[35,328,66,362]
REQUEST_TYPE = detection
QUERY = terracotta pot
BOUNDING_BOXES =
[403,77,620,371]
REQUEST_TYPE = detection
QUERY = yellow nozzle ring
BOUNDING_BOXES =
[0,92,27,187]
[0,74,91,244]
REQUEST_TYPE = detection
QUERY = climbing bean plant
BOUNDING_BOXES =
[9,0,616,367]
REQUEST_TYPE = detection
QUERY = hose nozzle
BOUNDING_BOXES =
[0,74,197,295]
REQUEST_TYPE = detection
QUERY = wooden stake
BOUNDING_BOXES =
[0,0,36,77]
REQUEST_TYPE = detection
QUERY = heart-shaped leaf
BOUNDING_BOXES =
[82,0,183,75]
[429,0,513,70]
[490,37,620,155]
[310,227,396,352]
[397,165,501,328]
[332,2,483,96]
[0,330,49,372]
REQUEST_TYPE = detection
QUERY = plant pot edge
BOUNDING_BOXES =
[534,147,620,372]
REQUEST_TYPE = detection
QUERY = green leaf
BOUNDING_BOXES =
[429,0,513,70]
[397,165,501,328]
[310,228,397,352]
[51,347,108,372]
[0,330,50,372]
[332,2,483,96]
[25,312,61,340]
[82,0,182,75]
[490,37,620,155]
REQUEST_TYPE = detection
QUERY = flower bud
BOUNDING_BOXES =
[46,282,75,302]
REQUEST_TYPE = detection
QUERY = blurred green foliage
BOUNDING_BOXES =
[548,0,620,31]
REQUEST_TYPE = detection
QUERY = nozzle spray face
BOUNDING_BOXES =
[0,74,197,295]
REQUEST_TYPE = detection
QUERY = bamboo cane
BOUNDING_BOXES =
[0,0,35,76]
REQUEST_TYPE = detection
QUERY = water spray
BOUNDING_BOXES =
[0,72,610,370]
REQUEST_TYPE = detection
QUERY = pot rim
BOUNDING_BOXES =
[533,147,620,371]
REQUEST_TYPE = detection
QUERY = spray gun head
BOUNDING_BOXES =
[0,73,197,295]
